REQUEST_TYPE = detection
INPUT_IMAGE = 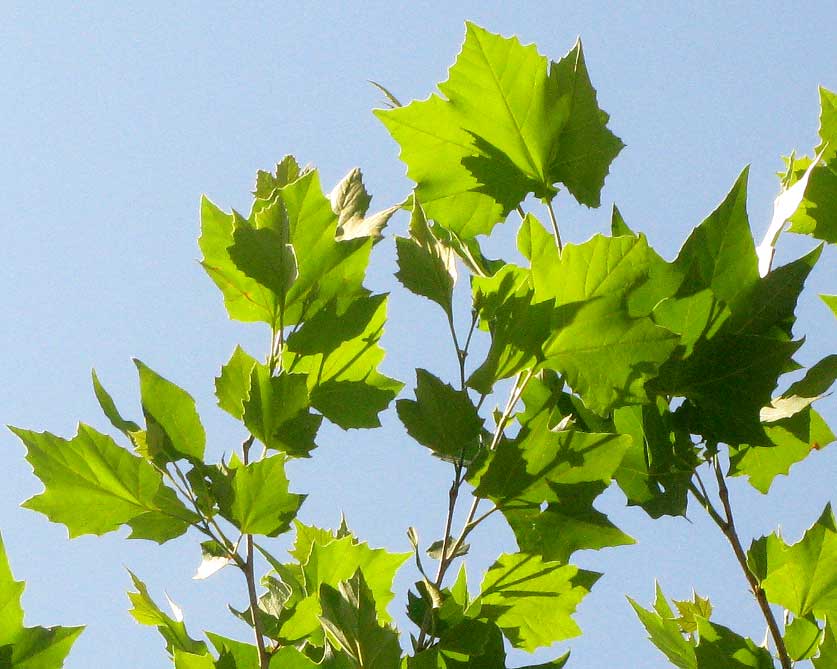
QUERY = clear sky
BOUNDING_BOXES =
[1,2,835,667]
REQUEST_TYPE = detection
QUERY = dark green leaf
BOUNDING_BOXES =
[694,617,773,669]
[396,370,483,462]
[242,364,321,457]
[319,570,402,669]
[215,346,258,420]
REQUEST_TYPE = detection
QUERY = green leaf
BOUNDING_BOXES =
[761,354,837,422]
[285,294,403,429]
[11,425,195,541]
[0,533,25,646]
[729,407,834,493]
[242,364,322,457]
[813,616,837,668]
[135,359,206,463]
[693,617,773,668]
[394,201,457,315]
[2,624,85,669]
[214,454,305,537]
[784,615,823,661]
[206,632,260,669]
[215,346,258,420]
[613,401,698,518]
[787,88,837,243]
[330,167,398,241]
[127,571,207,656]
[376,24,621,237]
[276,532,409,643]
[544,294,680,414]
[822,294,837,318]
[628,584,697,669]
[750,504,837,618]
[673,592,712,634]
[91,369,140,437]
[254,155,306,199]
[611,204,635,236]
[318,570,402,669]
[173,650,215,669]
[467,265,552,393]
[396,369,483,463]
[673,168,759,305]
[473,552,600,651]
[546,39,625,207]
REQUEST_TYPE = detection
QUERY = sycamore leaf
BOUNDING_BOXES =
[611,204,635,236]
[91,369,140,437]
[242,363,322,457]
[193,541,233,581]
[285,294,403,429]
[784,615,823,661]
[396,369,484,463]
[135,359,206,463]
[694,617,773,669]
[822,294,837,318]
[213,454,305,537]
[468,265,552,393]
[376,24,621,238]
[673,592,712,634]
[127,572,207,657]
[787,88,837,244]
[228,215,298,303]
[215,346,258,420]
[761,354,837,422]
[11,424,195,541]
[394,201,457,315]
[748,504,837,618]
[812,616,837,668]
[330,167,398,241]
[544,294,679,414]
[473,552,600,651]
[173,650,214,669]
[628,584,697,669]
[318,570,402,669]
[1,624,84,669]
[253,155,307,199]
[0,533,24,646]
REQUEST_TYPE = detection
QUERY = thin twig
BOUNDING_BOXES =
[545,198,563,251]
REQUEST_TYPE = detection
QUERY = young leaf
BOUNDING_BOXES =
[254,155,305,199]
[242,364,322,457]
[228,215,299,302]
[394,201,457,315]
[135,359,206,463]
[11,424,195,541]
[396,369,484,463]
[628,584,697,669]
[127,572,207,657]
[318,570,402,669]
[330,167,398,241]
[214,454,305,537]
[472,552,600,651]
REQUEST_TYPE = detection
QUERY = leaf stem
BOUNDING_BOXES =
[241,434,269,669]
[544,198,563,251]
[690,461,791,669]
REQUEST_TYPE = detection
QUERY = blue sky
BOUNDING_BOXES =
[1,2,835,667]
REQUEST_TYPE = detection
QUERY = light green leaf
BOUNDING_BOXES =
[376,24,621,237]
[822,294,837,318]
[253,155,306,199]
[173,649,214,669]
[3,624,85,669]
[729,408,834,493]
[91,369,140,437]
[285,294,403,429]
[394,201,457,314]
[11,425,195,541]
[330,167,397,241]
[0,533,25,646]
[673,592,712,634]
[319,570,402,669]
[215,346,258,420]
[214,454,305,537]
[127,572,207,657]
[673,168,759,305]
[544,294,679,414]
[611,204,635,236]
[396,369,483,463]
[784,615,823,661]
[135,359,206,463]
[206,632,260,669]
[751,504,837,618]
[694,617,773,668]
[813,616,836,668]
[473,552,600,651]
[628,584,697,669]
[242,364,322,457]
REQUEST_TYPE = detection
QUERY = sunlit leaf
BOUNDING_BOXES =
[694,617,773,668]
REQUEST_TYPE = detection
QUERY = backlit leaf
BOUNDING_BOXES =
[215,346,258,420]
[694,617,773,668]
[628,584,697,669]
